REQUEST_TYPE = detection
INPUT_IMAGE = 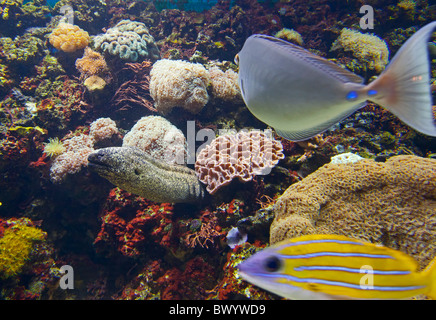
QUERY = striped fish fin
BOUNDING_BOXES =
[274,235,427,299]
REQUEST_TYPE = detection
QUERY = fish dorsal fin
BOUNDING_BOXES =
[275,102,366,141]
[252,35,364,84]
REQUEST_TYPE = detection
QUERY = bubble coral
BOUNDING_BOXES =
[208,66,241,101]
[89,117,118,142]
[49,22,89,53]
[149,59,210,115]
[93,19,160,62]
[122,116,186,165]
[195,130,285,194]
[330,28,389,73]
[0,221,46,278]
[271,155,436,268]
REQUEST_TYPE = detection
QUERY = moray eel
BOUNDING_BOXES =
[88,146,205,203]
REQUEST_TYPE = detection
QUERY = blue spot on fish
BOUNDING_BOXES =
[368,89,378,96]
[346,91,358,100]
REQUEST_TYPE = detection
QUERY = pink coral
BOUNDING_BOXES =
[195,130,285,194]
[89,118,119,142]
[49,133,94,183]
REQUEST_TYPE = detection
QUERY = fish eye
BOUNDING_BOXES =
[234,53,239,65]
[264,256,282,272]
[134,168,141,175]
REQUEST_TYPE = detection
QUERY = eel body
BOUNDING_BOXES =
[88,146,205,203]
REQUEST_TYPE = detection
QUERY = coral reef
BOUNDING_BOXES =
[195,130,285,194]
[93,19,160,62]
[122,115,186,165]
[149,59,210,115]
[331,28,390,73]
[49,22,90,53]
[0,0,434,301]
[271,155,436,268]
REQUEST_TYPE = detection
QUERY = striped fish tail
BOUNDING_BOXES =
[423,256,436,299]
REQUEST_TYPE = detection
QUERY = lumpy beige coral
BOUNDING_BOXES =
[49,23,89,53]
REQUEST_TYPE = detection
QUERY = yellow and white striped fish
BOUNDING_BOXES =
[238,234,436,300]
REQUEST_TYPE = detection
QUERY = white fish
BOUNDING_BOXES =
[236,22,436,141]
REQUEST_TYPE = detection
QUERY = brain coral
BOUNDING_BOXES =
[195,130,285,194]
[149,59,210,115]
[271,155,436,268]
[331,28,389,72]
[93,19,160,62]
[122,115,186,165]
[49,22,89,53]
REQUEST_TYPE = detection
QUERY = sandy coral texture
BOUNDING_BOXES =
[195,130,284,194]
[271,155,436,268]
[149,59,210,115]
[49,22,89,53]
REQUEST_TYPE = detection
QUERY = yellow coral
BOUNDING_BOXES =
[49,22,89,53]
[0,223,46,278]
[84,75,106,91]
[43,137,66,158]
[275,28,303,45]
[331,28,389,72]
[271,155,436,269]
[75,47,108,80]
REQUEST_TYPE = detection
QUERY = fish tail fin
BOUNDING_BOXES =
[423,256,436,299]
[369,21,436,137]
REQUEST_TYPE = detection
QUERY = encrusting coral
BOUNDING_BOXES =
[49,22,89,53]
[330,28,389,72]
[93,19,160,62]
[149,59,210,115]
[271,155,436,268]
[195,130,285,194]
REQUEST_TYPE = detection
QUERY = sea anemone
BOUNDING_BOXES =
[43,137,66,158]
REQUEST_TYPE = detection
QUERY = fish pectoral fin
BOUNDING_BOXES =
[275,102,366,141]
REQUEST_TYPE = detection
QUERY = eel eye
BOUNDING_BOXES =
[265,256,281,272]
[134,168,141,175]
